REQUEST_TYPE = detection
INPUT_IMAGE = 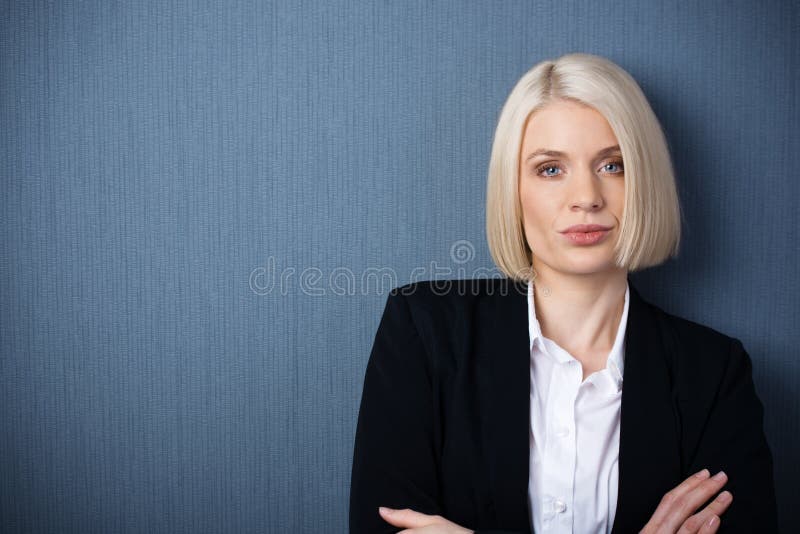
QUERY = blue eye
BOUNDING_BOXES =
[602,161,624,173]
[537,164,562,177]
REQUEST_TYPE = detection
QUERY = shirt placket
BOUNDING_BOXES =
[541,358,580,531]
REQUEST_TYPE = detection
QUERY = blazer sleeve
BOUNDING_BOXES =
[686,338,778,533]
[349,290,529,534]
[349,289,444,533]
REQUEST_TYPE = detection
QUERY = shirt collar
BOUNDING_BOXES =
[527,280,629,387]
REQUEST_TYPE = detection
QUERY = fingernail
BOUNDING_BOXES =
[694,468,710,478]
[717,491,732,503]
[379,507,393,515]
[707,514,719,527]
[712,470,727,481]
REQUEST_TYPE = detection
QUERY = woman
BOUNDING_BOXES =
[349,53,777,533]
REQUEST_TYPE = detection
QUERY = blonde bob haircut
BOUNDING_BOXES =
[486,53,681,281]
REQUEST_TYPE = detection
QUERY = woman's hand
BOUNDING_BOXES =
[641,469,733,533]
[378,507,474,534]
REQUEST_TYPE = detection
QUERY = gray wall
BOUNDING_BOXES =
[1,1,797,532]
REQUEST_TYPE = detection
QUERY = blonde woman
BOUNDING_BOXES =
[350,53,777,534]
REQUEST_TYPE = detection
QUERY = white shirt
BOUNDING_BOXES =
[527,281,629,534]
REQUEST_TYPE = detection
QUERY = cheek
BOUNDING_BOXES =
[609,185,626,218]
[519,187,555,236]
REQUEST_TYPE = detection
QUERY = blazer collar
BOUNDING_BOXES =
[480,277,680,533]
[611,281,681,533]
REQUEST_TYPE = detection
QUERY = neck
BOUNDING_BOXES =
[531,263,628,373]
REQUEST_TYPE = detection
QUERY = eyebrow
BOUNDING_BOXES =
[525,144,621,162]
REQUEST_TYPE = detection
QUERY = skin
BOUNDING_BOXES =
[379,99,732,533]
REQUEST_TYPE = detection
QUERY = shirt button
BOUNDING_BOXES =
[555,427,569,437]
[554,499,567,513]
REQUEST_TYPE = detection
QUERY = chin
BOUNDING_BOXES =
[532,244,620,277]
[559,255,619,276]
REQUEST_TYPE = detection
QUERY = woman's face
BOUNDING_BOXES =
[518,99,626,278]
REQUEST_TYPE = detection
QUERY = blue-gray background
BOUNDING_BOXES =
[1,1,797,532]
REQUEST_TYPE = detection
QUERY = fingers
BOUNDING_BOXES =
[683,512,721,534]
[677,491,732,534]
[702,490,733,519]
[647,469,731,532]
[647,469,710,527]
[379,507,441,529]
[697,514,720,534]
[666,470,728,532]
[675,470,728,530]
[677,512,719,534]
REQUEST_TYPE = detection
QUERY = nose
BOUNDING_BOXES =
[569,169,604,212]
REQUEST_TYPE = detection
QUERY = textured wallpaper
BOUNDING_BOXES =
[1,1,798,532]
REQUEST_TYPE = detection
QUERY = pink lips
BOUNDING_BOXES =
[560,224,613,246]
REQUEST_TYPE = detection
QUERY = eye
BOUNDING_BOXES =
[536,163,563,178]
[600,160,624,174]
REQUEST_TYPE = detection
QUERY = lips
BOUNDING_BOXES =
[560,224,613,246]
[560,224,613,233]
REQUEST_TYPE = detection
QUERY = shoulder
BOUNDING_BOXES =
[381,277,527,348]
[649,298,739,352]
[389,278,527,304]
[629,283,741,351]
[388,277,526,310]
[631,286,749,395]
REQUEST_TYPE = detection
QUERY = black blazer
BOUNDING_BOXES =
[350,278,778,533]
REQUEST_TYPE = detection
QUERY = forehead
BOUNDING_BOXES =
[521,99,619,154]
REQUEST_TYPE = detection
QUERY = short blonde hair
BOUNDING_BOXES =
[486,53,681,281]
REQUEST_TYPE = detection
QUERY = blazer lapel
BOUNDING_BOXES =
[477,278,532,530]
[611,282,682,533]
